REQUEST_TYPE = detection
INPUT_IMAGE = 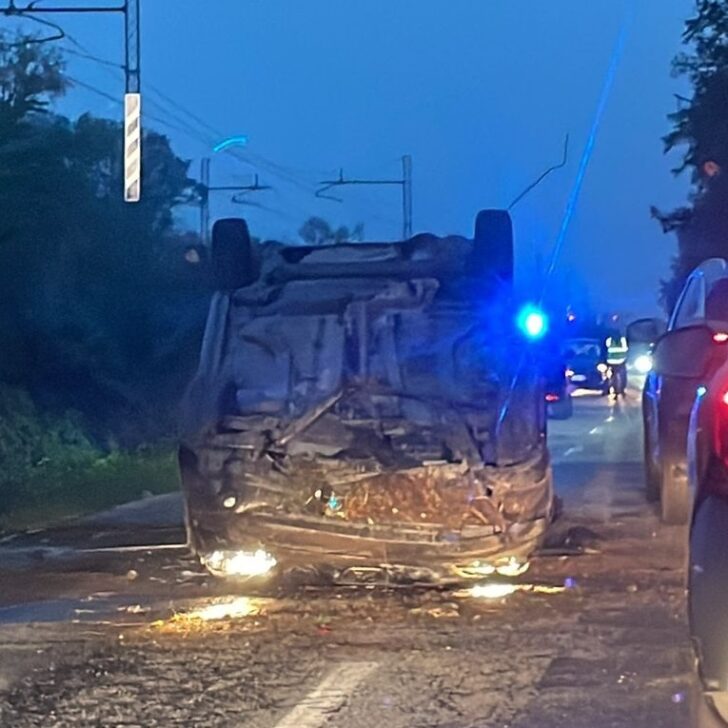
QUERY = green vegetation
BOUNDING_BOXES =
[0,34,364,530]
[656,0,728,308]
[0,33,202,529]
[0,384,179,532]
[0,449,180,533]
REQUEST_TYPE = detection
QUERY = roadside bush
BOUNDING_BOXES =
[0,384,95,511]
[0,384,179,529]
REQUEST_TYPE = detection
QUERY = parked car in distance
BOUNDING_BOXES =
[643,258,728,524]
[541,332,573,420]
[626,317,666,374]
[544,362,573,420]
[563,337,610,394]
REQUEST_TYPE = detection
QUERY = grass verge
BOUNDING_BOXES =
[0,448,180,533]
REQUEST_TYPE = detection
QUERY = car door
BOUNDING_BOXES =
[651,273,707,464]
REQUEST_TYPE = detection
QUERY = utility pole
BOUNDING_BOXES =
[402,154,413,238]
[123,0,140,94]
[316,154,413,239]
[1,1,140,92]
[2,1,143,200]
[197,157,272,244]
[199,158,211,245]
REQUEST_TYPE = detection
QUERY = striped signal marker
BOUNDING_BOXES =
[124,93,141,202]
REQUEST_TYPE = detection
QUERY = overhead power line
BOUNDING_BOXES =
[67,76,203,139]
[316,155,413,238]
[60,39,321,195]
[55,26,405,229]
[1,1,140,93]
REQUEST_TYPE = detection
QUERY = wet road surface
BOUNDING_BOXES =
[0,389,695,727]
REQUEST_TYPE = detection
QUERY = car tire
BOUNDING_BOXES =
[689,495,728,700]
[660,456,690,525]
[472,209,514,282]
[643,424,660,502]
[211,217,258,290]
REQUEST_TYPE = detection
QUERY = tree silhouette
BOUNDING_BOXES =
[298,216,364,245]
[658,1,728,310]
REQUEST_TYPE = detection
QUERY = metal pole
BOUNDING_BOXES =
[1,3,124,12]
[317,157,413,239]
[1,1,143,202]
[200,157,211,245]
[123,0,141,94]
[402,154,412,239]
[123,0,141,204]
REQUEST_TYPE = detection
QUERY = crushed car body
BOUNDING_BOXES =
[180,211,554,582]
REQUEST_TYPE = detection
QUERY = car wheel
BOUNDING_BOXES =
[211,217,258,290]
[643,424,660,502]
[660,456,690,525]
[689,495,728,700]
[472,209,514,282]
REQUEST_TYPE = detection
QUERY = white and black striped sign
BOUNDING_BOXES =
[124,93,141,202]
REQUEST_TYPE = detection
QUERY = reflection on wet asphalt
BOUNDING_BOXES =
[0,388,695,727]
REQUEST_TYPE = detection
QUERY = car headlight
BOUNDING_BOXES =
[200,549,277,578]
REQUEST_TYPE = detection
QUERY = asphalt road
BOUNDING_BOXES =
[0,388,696,727]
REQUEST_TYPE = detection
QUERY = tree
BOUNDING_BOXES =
[298,216,364,245]
[0,36,205,445]
[0,30,67,132]
[658,1,728,310]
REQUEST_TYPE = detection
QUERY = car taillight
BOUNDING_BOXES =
[706,390,728,498]
[714,332,728,343]
[713,390,728,470]
[545,393,560,402]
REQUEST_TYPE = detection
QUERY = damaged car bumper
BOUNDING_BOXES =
[181,441,553,582]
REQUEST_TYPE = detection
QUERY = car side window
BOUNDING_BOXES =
[672,276,705,329]
[705,276,728,322]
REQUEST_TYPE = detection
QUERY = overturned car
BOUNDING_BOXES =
[180,211,554,584]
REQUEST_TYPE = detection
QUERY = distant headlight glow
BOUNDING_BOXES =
[634,354,653,374]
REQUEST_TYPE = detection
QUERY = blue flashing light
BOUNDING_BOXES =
[697,385,707,397]
[517,305,549,340]
[213,135,249,153]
